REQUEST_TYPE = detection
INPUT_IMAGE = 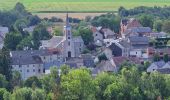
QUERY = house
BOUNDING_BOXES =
[41,13,84,58]
[112,56,142,69]
[147,61,166,73]
[80,54,95,67]
[147,47,170,59]
[92,60,117,76]
[91,26,116,46]
[121,18,142,35]
[10,49,64,80]
[92,27,104,46]
[0,27,9,49]
[128,36,149,59]
[101,28,116,39]
[103,39,130,59]
[65,57,84,68]
[148,32,167,38]
[11,51,44,80]
[122,27,152,38]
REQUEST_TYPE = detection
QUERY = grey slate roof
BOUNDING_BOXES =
[73,36,84,43]
[92,60,116,75]
[129,36,149,44]
[130,27,152,33]
[11,55,43,65]
[65,57,84,68]
[157,68,170,74]
[11,49,61,65]
[154,61,166,68]
[80,54,94,67]
[119,40,130,48]
[41,36,63,48]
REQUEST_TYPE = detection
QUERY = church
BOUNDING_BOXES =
[40,14,84,58]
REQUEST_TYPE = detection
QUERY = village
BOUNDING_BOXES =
[0,13,169,80]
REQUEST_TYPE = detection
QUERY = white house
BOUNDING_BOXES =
[10,49,64,80]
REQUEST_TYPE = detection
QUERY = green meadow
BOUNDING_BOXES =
[0,0,170,12]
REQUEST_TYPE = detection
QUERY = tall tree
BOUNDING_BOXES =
[4,32,22,50]
[78,27,93,45]
[162,20,170,33]
[61,68,97,100]
[32,24,51,49]
[0,47,12,81]
[138,14,154,28]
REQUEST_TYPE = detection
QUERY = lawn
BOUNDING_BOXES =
[0,0,170,12]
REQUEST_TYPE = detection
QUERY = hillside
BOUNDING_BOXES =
[1,0,170,12]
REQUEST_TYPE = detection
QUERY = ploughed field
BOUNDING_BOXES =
[1,0,170,12]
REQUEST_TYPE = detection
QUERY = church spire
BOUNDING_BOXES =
[66,12,69,26]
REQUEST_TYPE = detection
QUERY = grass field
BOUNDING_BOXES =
[0,0,170,12]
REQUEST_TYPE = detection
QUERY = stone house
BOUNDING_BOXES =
[10,49,64,80]
[128,36,149,59]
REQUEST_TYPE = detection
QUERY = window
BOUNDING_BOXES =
[27,65,29,67]
[44,56,46,60]
[68,42,70,46]
[96,34,98,36]
[33,69,35,72]
[79,48,81,51]
[27,69,29,73]
[136,52,137,54]
[68,37,70,39]
[19,65,21,68]
[38,69,41,73]
[20,70,22,72]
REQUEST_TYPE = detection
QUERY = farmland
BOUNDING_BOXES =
[1,0,170,12]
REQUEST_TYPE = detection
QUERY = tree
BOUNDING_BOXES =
[138,14,154,28]
[27,15,41,26]
[0,88,7,100]
[163,54,169,62]
[31,88,46,100]
[61,68,97,100]
[0,47,12,81]
[3,90,11,100]
[4,32,22,50]
[153,20,163,32]
[118,6,129,17]
[24,76,42,88]
[153,53,160,62]
[11,71,22,88]
[14,2,29,16]
[12,87,46,100]
[13,19,28,34]
[12,87,32,100]
[95,73,115,100]
[162,20,170,33]
[16,36,33,50]
[78,27,93,45]
[32,24,51,49]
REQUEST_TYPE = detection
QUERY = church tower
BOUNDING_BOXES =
[63,13,75,58]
